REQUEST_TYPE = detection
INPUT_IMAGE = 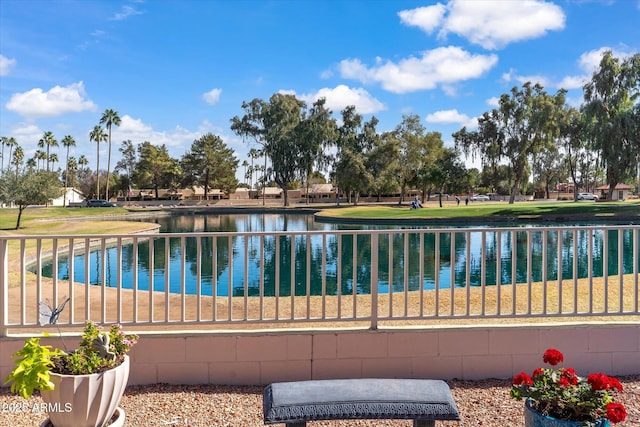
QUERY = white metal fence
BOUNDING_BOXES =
[1,225,639,336]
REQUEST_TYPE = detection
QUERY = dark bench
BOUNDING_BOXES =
[263,378,460,427]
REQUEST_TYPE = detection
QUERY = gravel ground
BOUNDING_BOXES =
[1,376,638,427]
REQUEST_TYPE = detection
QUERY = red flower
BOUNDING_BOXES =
[543,349,564,366]
[605,402,627,423]
[513,372,533,386]
[588,373,610,391]
[561,368,578,385]
[608,377,623,392]
[512,349,626,424]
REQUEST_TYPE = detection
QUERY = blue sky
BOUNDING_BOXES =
[1,0,639,183]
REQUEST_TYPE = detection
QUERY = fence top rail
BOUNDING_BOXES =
[0,224,638,241]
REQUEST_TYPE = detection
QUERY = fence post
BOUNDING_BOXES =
[370,233,378,330]
[0,238,8,337]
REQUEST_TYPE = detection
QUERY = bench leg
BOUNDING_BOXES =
[414,420,435,427]
[285,422,306,427]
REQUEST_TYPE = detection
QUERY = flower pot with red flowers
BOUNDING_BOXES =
[511,348,627,427]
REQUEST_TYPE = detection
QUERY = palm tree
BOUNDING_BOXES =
[49,153,59,171]
[3,137,17,173]
[26,157,36,171]
[37,131,58,171]
[1,136,6,171]
[61,135,76,207]
[99,109,121,201]
[67,156,78,192]
[89,125,107,198]
[12,145,24,176]
[242,160,249,185]
[78,154,89,169]
[34,150,47,170]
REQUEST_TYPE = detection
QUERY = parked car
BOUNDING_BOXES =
[86,199,117,207]
[577,193,599,201]
[469,194,490,201]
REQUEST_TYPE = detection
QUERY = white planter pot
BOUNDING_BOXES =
[41,355,129,427]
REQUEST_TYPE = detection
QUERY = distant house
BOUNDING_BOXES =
[260,187,283,198]
[595,183,634,201]
[192,186,225,200]
[50,187,84,206]
[230,188,251,200]
[302,183,335,199]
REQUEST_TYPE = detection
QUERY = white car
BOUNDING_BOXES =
[470,195,490,201]
[577,193,599,201]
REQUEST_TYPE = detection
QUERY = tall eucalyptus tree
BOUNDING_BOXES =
[297,98,337,203]
[99,109,121,201]
[332,106,378,205]
[454,82,566,204]
[582,51,640,198]
[89,125,107,198]
[232,93,330,206]
[231,99,269,205]
[392,114,441,204]
[116,140,137,200]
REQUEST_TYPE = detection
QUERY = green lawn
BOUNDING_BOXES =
[316,200,640,222]
[0,206,131,232]
[1,200,639,233]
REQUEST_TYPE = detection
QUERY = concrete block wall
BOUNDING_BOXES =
[1,323,638,387]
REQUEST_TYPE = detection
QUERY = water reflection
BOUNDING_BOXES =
[39,214,638,297]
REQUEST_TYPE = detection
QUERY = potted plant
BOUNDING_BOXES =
[4,321,138,427]
[511,348,627,426]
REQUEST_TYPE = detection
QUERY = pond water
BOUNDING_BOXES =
[39,213,638,297]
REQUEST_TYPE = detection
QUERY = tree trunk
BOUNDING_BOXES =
[399,183,406,205]
[509,181,519,204]
[15,206,25,229]
[608,183,616,201]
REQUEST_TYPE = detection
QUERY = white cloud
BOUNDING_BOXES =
[0,55,17,76]
[339,46,497,94]
[553,47,634,91]
[319,69,333,79]
[202,88,222,105]
[486,97,500,107]
[557,75,588,90]
[398,4,446,34]
[286,85,386,114]
[10,123,42,147]
[425,109,470,124]
[501,69,550,87]
[400,0,565,50]
[5,81,97,118]
[111,5,144,21]
[113,115,190,147]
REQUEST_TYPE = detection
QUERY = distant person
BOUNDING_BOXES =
[411,195,423,209]
[465,196,469,206]
[455,195,460,206]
